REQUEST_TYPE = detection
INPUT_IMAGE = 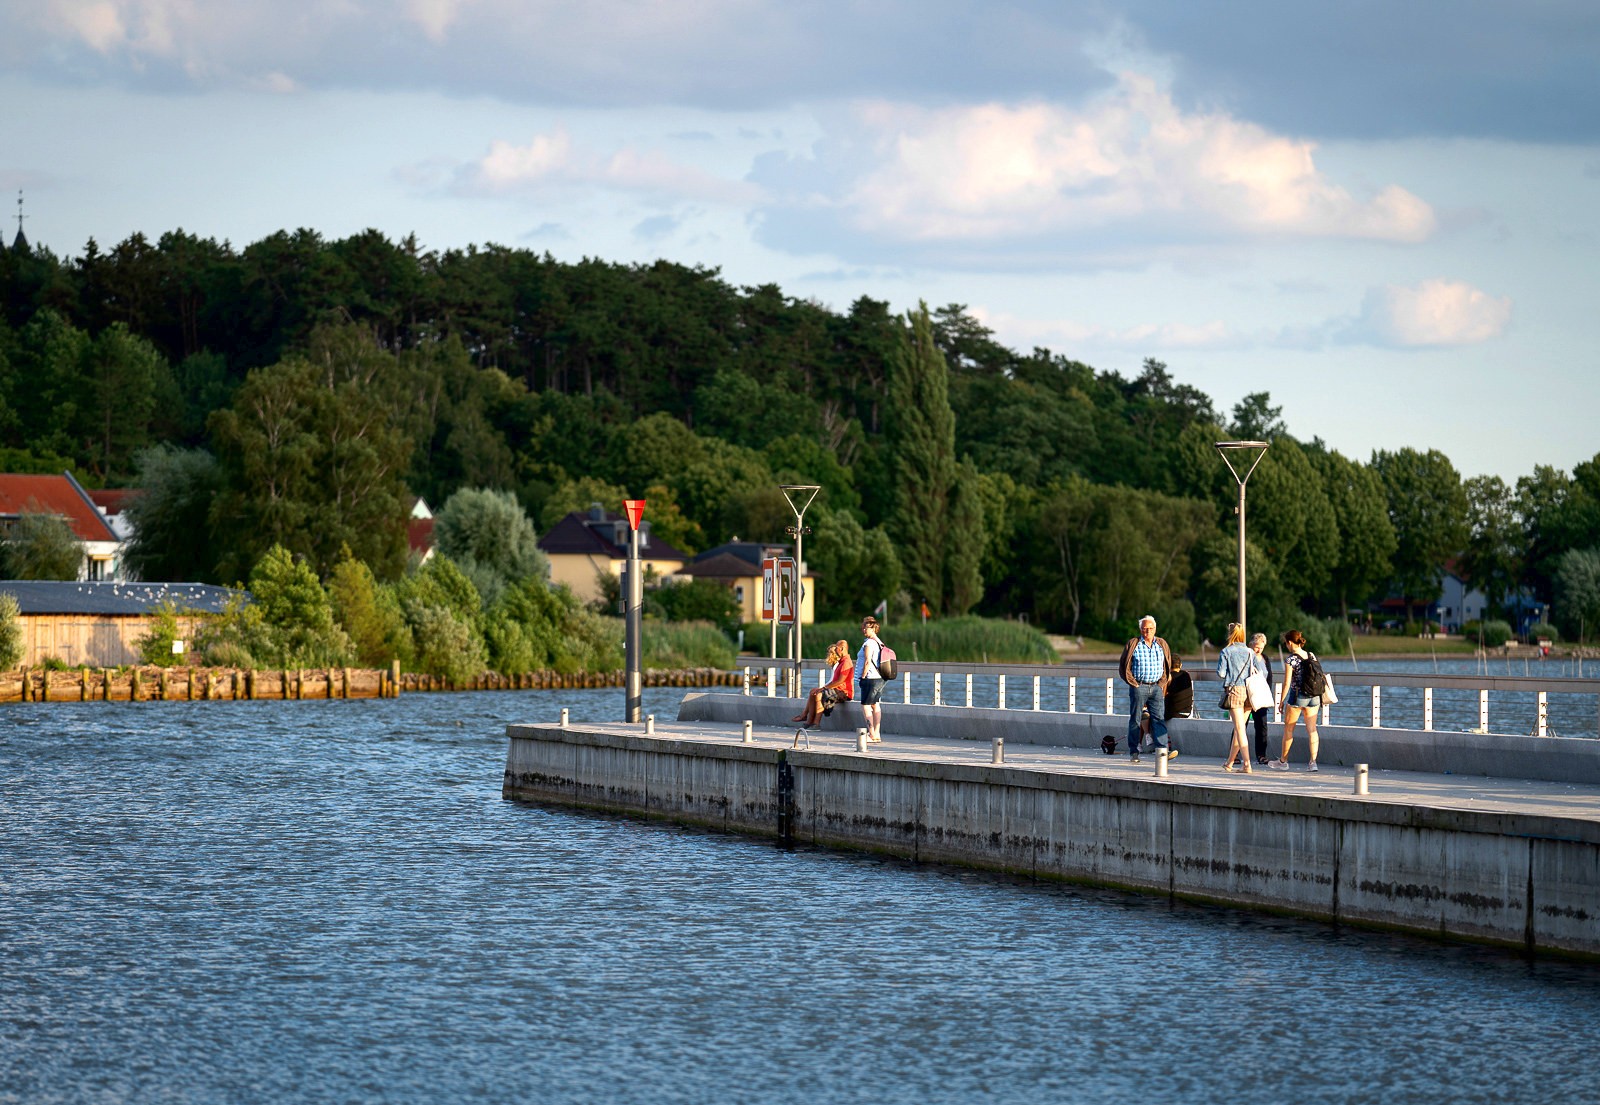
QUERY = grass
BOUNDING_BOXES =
[1348,635,1485,656]
[758,616,1057,664]
[641,621,738,669]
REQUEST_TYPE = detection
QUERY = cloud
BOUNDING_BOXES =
[751,74,1436,268]
[1347,279,1513,348]
[458,128,760,206]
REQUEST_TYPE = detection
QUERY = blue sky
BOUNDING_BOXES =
[3,0,1598,486]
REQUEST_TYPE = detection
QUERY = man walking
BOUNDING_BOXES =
[1119,615,1175,764]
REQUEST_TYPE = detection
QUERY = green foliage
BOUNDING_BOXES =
[123,444,224,582]
[407,601,486,684]
[1149,598,1201,653]
[0,592,22,669]
[805,506,902,622]
[197,545,352,668]
[1479,620,1514,648]
[799,616,1055,664]
[327,553,412,668]
[651,578,741,636]
[1553,547,1600,641]
[135,601,186,666]
[0,511,83,580]
[639,621,738,669]
[433,486,548,606]
[1526,622,1560,643]
[1372,447,1469,614]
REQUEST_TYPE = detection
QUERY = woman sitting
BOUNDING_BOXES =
[792,640,855,728]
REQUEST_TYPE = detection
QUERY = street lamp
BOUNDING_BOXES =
[1214,441,1270,630]
[780,484,820,698]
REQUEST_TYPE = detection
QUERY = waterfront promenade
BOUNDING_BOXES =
[505,696,1600,959]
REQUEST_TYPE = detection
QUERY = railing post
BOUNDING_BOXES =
[1105,678,1114,715]
[1032,676,1040,711]
[1068,676,1077,713]
[903,672,912,704]
[1479,688,1489,732]
[997,674,1006,710]
[767,667,777,698]
[1537,691,1548,737]
[742,667,751,696]
[933,672,943,707]
[1273,682,1283,725]
[1371,685,1381,729]
[1321,702,1330,727]
[1423,687,1433,731]
[964,673,973,708]
[818,666,827,689]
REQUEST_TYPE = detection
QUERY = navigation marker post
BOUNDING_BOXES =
[623,498,646,723]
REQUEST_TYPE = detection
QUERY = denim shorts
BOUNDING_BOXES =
[1288,692,1322,711]
[858,678,884,706]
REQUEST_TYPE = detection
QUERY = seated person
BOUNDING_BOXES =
[791,640,855,728]
[1140,657,1194,748]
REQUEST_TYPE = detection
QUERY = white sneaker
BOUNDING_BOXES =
[1268,760,1289,771]
[1306,761,1318,773]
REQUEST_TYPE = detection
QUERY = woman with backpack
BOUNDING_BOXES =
[1270,629,1322,772]
[854,616,886,743]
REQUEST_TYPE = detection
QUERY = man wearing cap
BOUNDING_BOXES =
[1118,615,1175,764]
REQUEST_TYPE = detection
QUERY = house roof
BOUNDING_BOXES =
[537,508,689,562]
[87,488,140,516]
[0,472,118,542]
[408,516,435,555]
[679,552,761,579]
[0,580,239,616]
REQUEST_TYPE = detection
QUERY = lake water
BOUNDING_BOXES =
[3,689,1598,1104]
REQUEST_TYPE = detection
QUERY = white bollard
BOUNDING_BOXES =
[1155,749,1168,778]
[992,737,1004,764]
[645,714,655,734]
[1354,763,1369,795]
[559,707,569,729]
[742,720,753,743]
[742,667,751,696]
[857,728,869,753]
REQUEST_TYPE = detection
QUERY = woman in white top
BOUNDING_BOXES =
[853,616,885,743]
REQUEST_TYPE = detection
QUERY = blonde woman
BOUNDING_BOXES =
[1215,623,1254,773]
[792,640,854,729]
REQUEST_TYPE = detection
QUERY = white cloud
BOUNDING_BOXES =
[460,127,760,206]
[971,305,1245,354]
[831,74,1436,247]
[1353,279,1513,347]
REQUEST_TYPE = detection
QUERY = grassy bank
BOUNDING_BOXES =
[749,616,1056,664]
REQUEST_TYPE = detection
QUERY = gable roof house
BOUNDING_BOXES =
[0,472,124,581]
[536,504,689,606]
[678,539,816,625]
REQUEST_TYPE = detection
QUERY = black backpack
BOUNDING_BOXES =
[1298,652,1328,696]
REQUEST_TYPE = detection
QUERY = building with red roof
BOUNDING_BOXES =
[0,472,123,580]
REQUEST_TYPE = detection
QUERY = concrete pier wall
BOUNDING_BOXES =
[504,722,1600,958]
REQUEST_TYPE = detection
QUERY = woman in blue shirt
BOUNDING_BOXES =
[1216,623,1255,773]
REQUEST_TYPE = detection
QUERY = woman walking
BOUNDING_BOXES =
[791,640,854,729]
[1270,629,1321,772]
[1216,623,1255,773]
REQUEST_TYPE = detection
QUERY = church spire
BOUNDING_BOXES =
[12,190,29,254]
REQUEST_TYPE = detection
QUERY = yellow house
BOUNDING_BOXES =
[536,506,689,606]
[678,541,816,625]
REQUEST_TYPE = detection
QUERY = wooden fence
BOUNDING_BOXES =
[0,665,744,703]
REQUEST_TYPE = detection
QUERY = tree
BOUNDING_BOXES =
[806,507,903,621]
[0,511,82,580]
[1230,392,1286,440]
[1553,547,1600,643]
[78,323,175,482]
[1307,445,1396,618]
[0,592,22,668]
[1460,475,1522,616]
[433,487,548,606]
[327,553,412,668]
[1372,447,1469,621]
[122,445,225,582]
[886,303,982,614]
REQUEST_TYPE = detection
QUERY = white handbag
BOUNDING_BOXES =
[1322,672,1339,705]
[1245,671,1274,712]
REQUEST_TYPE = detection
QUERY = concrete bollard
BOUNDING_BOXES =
[1354,763,1369,795]
[645,714,655,734]
[857,728,869,753]
[1155,749,1169,778]
[992,737,1004,764]
[742,720,753,743]
[560,707,569,729]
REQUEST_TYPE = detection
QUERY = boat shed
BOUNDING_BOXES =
[0,581,240,668]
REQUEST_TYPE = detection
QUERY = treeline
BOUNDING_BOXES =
[0,228,1597,646]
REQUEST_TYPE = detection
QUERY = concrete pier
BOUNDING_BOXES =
[504,695,1600,959]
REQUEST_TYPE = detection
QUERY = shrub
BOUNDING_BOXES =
[651,578,741,636]
[1526,622,1560,643]
[328,554,413,667]
[407,602,485,684]
[639,621,738,669]
[0,592,22,669]
[200,640,256,669]
[1479,620,1513,648]
[136,601,186,667]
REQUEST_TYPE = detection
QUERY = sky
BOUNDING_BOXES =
[2,0,1598,487]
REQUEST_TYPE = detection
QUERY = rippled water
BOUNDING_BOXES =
[3,690,1598,1104]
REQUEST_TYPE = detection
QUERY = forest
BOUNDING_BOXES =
[0,226,1597,660]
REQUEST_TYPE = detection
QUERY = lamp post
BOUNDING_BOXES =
[780,484,820,698]
[1213,441,1270,630]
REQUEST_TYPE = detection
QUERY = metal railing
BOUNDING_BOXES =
[739,661,1600,739]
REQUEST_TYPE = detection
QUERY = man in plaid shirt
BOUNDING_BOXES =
[1118,615,1175,764]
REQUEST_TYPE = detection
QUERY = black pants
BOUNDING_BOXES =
[1251,707,1272,761]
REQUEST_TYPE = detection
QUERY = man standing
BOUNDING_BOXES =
[1119,615,1174,764]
